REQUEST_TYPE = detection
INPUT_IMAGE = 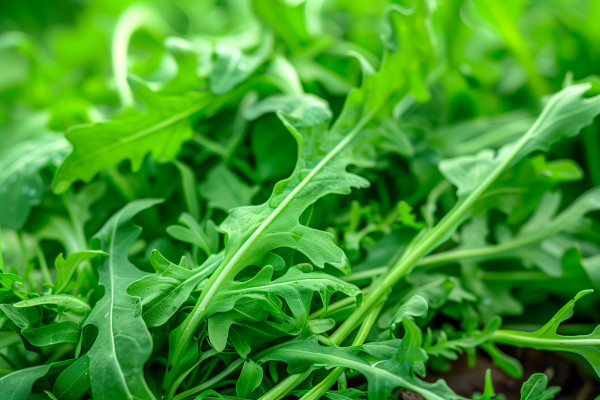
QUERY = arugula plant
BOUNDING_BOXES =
[1,1,600,400]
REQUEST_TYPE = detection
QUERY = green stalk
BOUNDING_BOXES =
[330,115,541,344]
[490,330,600,348]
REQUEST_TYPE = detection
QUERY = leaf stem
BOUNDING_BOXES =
[490,329,600,348]
[112,4,169,108]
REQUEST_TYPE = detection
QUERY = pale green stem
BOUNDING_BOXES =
[112,4,169,108]
[491,329,600,348]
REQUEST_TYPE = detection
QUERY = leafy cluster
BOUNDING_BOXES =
[2,1,600,400]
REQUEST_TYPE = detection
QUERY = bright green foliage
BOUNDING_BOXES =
[2,0,600,400]
[52,90,221,193]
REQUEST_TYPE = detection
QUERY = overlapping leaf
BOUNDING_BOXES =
[206,266,360,351]
[53,88,223,193]
[82,199,161,400]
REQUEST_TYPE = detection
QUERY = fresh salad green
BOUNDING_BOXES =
[2,0,600,399]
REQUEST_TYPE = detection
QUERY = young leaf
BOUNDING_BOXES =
[520,373,560,400]
[236,359,263,398]
[127,250,221,327]
[170,159,200,220]
[198,164,258,212]
[210,33,273,95]
[167,213,219,256]
[440,83,600,199]
[53,251,107,294]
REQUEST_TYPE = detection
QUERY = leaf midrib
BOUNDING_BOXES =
[195,113,373,317]
[58,101,207,181]
[107,208,133,399]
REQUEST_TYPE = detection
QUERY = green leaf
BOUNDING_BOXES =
[0,304,37,330]
[210,33,273,95]
[165,90,369,387]
[300,388,367,400]
[0,360,71,400]
[167,213,219,256]
[450,187,600,279]
[428,111,534,157]
[0,364,52,400]
[84,199,162,400]
[170,159,201,220]
[198,164,258,212]
[194,390,245,400]
[53,354,91,400]
[0,112,70,229]
[425,317,501,361]
[520,373,560,400]
[390,295,428,331]
[53,89,222,193]
[0,228,4,272]
[236,359,263,398]
[127,250,221,327]
[14,294,90,312]
[440,83,600,198]
[480,343,523,379]
[22,321,80,346]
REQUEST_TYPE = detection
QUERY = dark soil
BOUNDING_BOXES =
[401,348,600,400]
